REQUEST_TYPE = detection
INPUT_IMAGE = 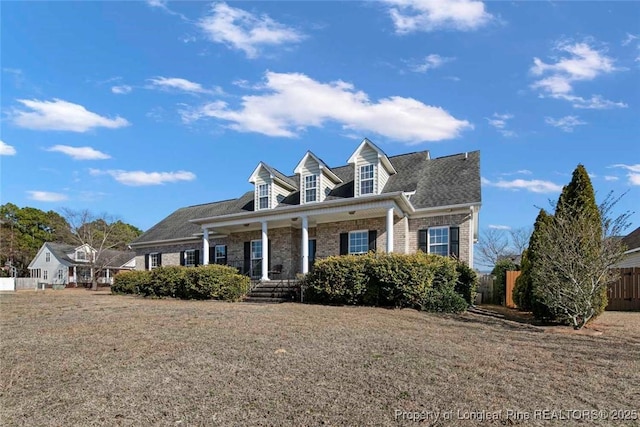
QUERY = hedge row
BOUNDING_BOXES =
[302,253,477,313]
[112,265,250,301]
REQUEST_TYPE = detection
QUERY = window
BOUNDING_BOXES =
[57,269,64,281]
[31,269,41,278]
[348,230,369,255]
[250,240,262,277]
[43,270,48,280]
[304,174,317,203]
[214,245,227,265]
[184,250,196,267]
[360,164,374,195]
[428,227,449,256]
[258,184,269,209]
[76,250,86,261]
[150,253,160,269]
[45,252,51,262]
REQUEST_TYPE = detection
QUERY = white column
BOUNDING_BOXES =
[261,221,269,281]
[73,266,77,283]
[301,216,309,274]
[386,207,394,253]
[106,269,110,285]
[202,228,210,265]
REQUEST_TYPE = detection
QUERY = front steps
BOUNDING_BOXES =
[244,280,298,303]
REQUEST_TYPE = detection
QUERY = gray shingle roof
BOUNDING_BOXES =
[47,242,135,268]
[622,227,640,251]
[132,149,481,245]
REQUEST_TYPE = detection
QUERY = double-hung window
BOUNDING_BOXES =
[304,174,317,203]
[150,253,160,269]
[360,164,374,195]
[184,250,196,267]
[45,252,51,262]
[214,246,227,265]
[348,230,369,255]
[258,184,269,210]
[428,227,449,256]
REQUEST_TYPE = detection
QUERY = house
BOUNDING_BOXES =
[618,226,640,268]
[130,138,481,280]
[28,242,135,287]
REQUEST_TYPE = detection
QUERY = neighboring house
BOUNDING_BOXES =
[130,138,481,280]
[618,226,640,268]
[28,242,135,286]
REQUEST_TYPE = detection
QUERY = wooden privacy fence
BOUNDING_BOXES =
[607,267,640,311]
[505,270,521,308]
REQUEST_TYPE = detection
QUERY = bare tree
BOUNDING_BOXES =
[533,192,631,329]
[62,209,125,291]
[476,227,531,268]
[509,227,532,256]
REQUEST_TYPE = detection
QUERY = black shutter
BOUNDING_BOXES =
[339,233,348,255]
[180,251,185,266]
[144,254,149,270]
[418,230,428,253]
[243,242,251,275]
[368,230,377,252]
[157,253,162,266]
[194,249,200,266]
[209,246,215,264]
[449,226,460,259]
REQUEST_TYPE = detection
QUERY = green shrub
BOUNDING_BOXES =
[304,254,370,305]
[143,266,187,298]
[422,288,468,313]
[111,270,151,295]
[181,265,250,301]
[491,259,519,305]
[455,262,478,306]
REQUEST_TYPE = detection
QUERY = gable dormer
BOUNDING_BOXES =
[248,162,297,210]
[294,151,343,204]
[70,244,96,262]
[347,138,397,197]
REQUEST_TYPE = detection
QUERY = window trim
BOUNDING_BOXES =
[184,249,197,267]
[304,174,318,203]
[257,183,270,210]
[359,164,375,196]
[427,226,449,256]
[214,245,227,265]
[43,270,48,280]
[45,252,51,262]
[348,229,369,255]
[57,269,64,281]
[149,252,160,270]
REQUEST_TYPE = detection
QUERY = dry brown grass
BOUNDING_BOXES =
[1,290,639,426]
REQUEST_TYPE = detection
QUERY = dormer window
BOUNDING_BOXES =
[258,184,269,210]
[304,174,317,203]
[76,250,86,261]
[360,164,375,195]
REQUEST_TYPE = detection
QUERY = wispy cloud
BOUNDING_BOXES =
[180,71,472,144]
[530,40,626,109]
[609,164,640,186]
[383,0,493,34]
[488,224,511,230]
[90,169,196,186]
[198,2,304,58]
[111,85,132,95]
[0,140,17,156]
[486,113,516,137]
[146,0,188,21]
[544,115,586,132]
[482,176,562,193]
[27,191,68,202]
[47,145,111,160]
[10,99,130,132]
[622,33,638,46]
[500,169,532,176]
[604,175,619,182]
[147,76,221,95]
[409,54,455,73]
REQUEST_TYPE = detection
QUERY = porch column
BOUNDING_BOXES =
[261,221,269,281]
[106,269,110,285]
[301,216,309,274]
[386,207,394,253]
[202,228,210,265]
[73,266,77,283]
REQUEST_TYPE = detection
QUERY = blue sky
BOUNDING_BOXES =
[1,1,639,246]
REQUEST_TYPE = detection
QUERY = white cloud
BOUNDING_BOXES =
[11,99,130,132]
[111,85,132,94]
[146,0,187,20]
[47,145,111,160]
[610,164,640,186]
[544,115,587,132]
[488,224,511,230]
[90,169,196,186]
[27,191,68,202]
[410,54,455,72]
[198,2,304,58]
[384,0,493,34]
[500,169,532,176]
[622,33,638,46]
[530,40,626,109]
[486,113,516,137]
[0,140,16,156]
[604,175,619,181]
[482,176,562,193]
[148,76,221,95]
[181,71,472,144]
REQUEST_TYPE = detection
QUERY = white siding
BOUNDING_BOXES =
[299,158,321,204]
[618,251,640,268]
[355,145,378,197]
[378,163,390,193]
[254,169,272,210]
[320,174,337,202]
[272,182,290,208]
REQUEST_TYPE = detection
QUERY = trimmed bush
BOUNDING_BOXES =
[422,288,468,313]
[304,255,370,305]
[111,270,151,295]
[455,262,478,306]
[491,259,518,305]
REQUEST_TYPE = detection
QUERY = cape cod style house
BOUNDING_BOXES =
[130,139,481,280]
[28,242,135,287]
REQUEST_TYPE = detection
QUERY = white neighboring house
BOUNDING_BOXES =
[618,227,640,268]
[28,242,135,287]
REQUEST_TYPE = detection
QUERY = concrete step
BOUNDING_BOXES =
[244,296,289,304]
